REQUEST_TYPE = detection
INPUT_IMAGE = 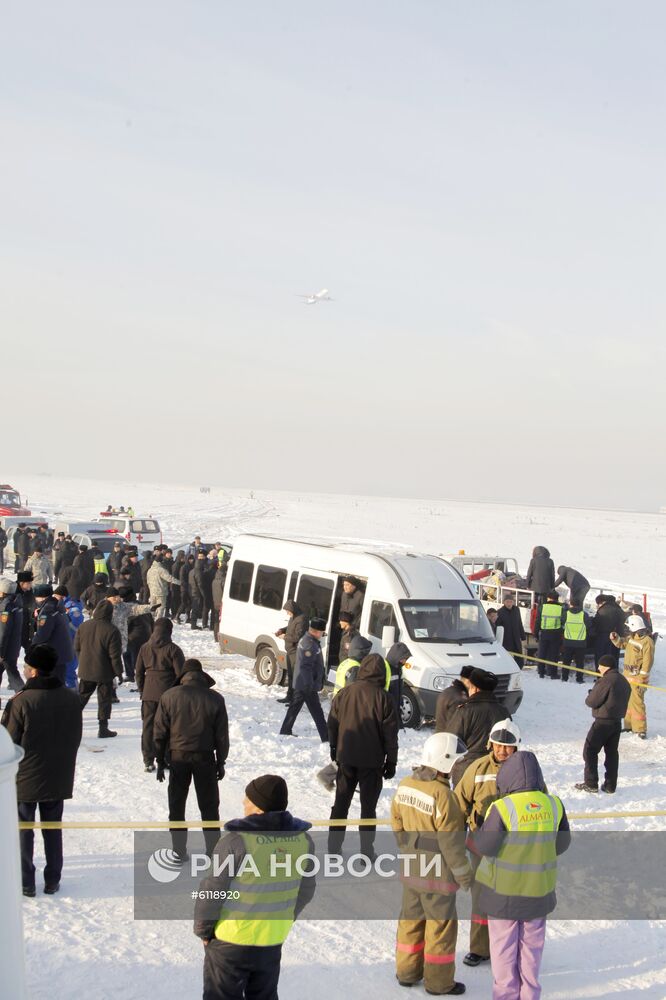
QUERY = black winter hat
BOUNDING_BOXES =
[309,617,327,631]
[598,655,618,670]
[54,585,69,597]
[245,775,288,813]
[460,664,475,680]
[24,643,58,674]
[107,587,120,597]
[17,571,34,583]
[468,667,498,692]
[33,584,53,598]
[94,573,108,584]
[338,611,353,624]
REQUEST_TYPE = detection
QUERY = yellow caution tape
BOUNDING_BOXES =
[18,810,666,830]
[514,650,665,691]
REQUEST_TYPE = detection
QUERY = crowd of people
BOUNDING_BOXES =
[0,531,660,999]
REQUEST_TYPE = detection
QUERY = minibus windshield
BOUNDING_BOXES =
[399,599,495,643]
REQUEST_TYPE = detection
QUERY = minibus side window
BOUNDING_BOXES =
[229,560,254,602]
[253,565,288,610]
[297,574,334,621]
[369,601,399,640]
[287,571,298,602]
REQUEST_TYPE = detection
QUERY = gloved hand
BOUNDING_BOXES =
[156,764,166,783]
[216,762,225,781]
[456,866,473,890]
[330,745,337,762]
[383,761,397,780]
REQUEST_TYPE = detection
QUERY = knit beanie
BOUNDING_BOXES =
[245,775,288,813]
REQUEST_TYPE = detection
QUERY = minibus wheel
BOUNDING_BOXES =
[255,648,278,685]
[400,687,421,728]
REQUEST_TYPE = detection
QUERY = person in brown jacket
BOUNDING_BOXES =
[75,600,123,738]
[611,614,655,738]
[391,731,472,996]
[135,618,185,771]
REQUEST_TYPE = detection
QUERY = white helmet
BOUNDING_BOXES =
[421,732,467,774]
[626,614,646,633]
[488,719,522,747]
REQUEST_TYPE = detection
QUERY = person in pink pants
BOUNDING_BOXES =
[488,918,546,999]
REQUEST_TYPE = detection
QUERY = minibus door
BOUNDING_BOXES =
[295,571,338,666]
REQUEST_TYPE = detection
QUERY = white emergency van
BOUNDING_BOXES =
[92,516,162,552]
[219,534,523,728]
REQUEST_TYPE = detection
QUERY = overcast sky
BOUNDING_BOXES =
[2,2,665,509]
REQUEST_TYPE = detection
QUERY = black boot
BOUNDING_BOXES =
[98,721,117,738]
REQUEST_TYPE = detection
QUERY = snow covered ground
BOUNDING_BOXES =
[5,475,666,998]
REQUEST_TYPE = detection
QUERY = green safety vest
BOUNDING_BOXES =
[333,657,391,695]
[214,831,310,947]
[563,610,586,642]
[540,604,563,631]
[476,790,563,899]
[93,558,108,577]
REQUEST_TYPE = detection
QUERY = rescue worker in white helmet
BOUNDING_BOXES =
[391,732,473,996]
[611,614,655,739]
[454,719,522,968]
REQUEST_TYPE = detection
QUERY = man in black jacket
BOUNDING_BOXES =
[32,585,75,686]
[533,590,564,679]
[136,618,185,771]
[449,668,507,787]
[386,640,411,718]
[14,524,31,573]
[591,594,625,666]
[189,550,208,630]
[554,565,590,608]
[82,573,111,612]
[435,678,468,733]
[495,594,526,662]
[340,577,364,627]
[525,546,555,601]
[75,600,123,738]
[279,619,328,741]
[576,654,631,794]
[16,571,36,653]
[328,652,398,857]
[275,599,308,705]
[177,554,195,623]
[153,658,229,858]
[337,611,358,664]
[1,644,82,896]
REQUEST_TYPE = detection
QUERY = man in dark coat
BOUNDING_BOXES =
[58,535,78,577]
[337,611,359,664]
[153,658,229,858]
[591,594,625,666]
[554,565,590,608]
[279,619,329,741]
[340,577,364,628]
[0,525,7,574]
[32,585,75,686]
[576,654,632,794]
[16,571,36,653]
[75,600,123,738]
[328,652,398,857]
[177,554,195,623]
[0,577,24,691]
[496,594,526,661]
[275,599,308,705]
[58,559,86,602]
[386,640,411,719]
[525,546,555,601]
[449,668,507,786]
[74,545,95,591]
[1,643,82,896]
[106,540,124,583]
[52,531,66,579]
[136,618,185,771]
[140,550,153,603]
[189,550,207,630]
[435,678,468,733]
[82,573,111,612]
[14,525,31,573]
[210,561,226,641]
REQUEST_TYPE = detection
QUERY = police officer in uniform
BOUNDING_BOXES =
[534,591,563,679]
[279,618,328,742]
[560,602,590,683]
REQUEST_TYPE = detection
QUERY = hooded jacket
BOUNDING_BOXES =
[193,810,316,941]
[2,675,82,802]
[74,600,123,683]
[153,664,229,765]
[280,600,308,657]
[525,547,555,596]
[473,751,570,919]
[554,565,590,594]
[135,619,185,701]
[333,634,374,693]
[435,679,468,734]
[327,653,398,768]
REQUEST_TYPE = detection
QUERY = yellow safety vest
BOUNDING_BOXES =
[215,831,310,947]
[563,610,586,642]
[540,604,562,631]
[93,558,108,577]
[333,658,391,695]
[476,790,563,899]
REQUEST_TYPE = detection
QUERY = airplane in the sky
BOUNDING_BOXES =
[297,288,333,305]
